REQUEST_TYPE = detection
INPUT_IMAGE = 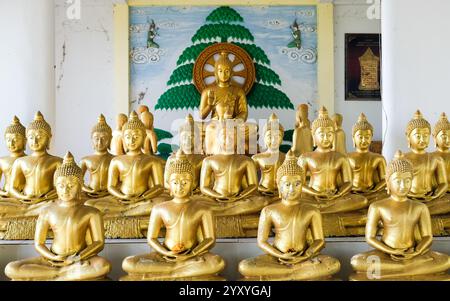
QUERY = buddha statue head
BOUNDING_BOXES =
[386,150,413,197]
[116,113,128,131]
[332,113,343,129]
[5,116,26,154]
[276,150,305,200]
[295,104,310,128]
[26,111,52,152]
[215,52,232,84]
[433,112,450,151]
[122,111,146,152]
[311,106,335,149]
[406,110,431,151]
[54,152,83,202]
[91,114,112,153]
[352,113,373,151]
[141,111,154,130]
[179,114,196,154]
[263,113,284,151]
[166,149,194,198]
[137,105,149,115]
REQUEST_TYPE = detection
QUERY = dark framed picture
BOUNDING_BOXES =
[345,33,381,100]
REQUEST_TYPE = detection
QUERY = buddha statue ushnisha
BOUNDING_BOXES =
[297,106,368,214]
[292,104,313,157]
[80,114,114,199]
[121,150,225,280]
[252,113,285,197]
[239,151,340,280]
[404,110,449,215]
[85,111,168,219]
[348,113,388,203]
[5,152,111,280]
[350,150,450,280]
[0,116,26,199]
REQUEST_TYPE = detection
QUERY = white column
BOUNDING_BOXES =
[381,0,450,160]
[0,0,55,153]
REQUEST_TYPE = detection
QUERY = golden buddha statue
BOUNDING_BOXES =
[252,113,285,196]
[292,104,313,157]
[0,116,26,199]
[141,111,158,155]
[85,111,168,223]
[199,124,271,218]
[5,152,111,280]
[433,113,450,193]
[297,106,368,214]
[239,151,340,280]
[80,114,114,199]
[332,113,347,154]
[110,113,128,156]
[404,110,450,215]
[348,113,388,203]
[164,114,204,193]
[121,150,225,281]
[0,112,62,218]
[199,51,249,155]
[350,150,450,280]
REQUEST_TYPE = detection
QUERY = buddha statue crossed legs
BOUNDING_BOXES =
[5,152,111,281]
[121,150,225,280]
[239,151,340,280]
[350,150,450,280]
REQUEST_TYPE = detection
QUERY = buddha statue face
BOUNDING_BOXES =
[215,53,232,84]
[313,126,334,149]
[264,130,282,151]
[353,129,372,151]
[408,128,430,151]
[179,131,194,153]
[26,129,50,151]
[387,171,412,197]
[92,131,111,153]
[436,129,450,150]
[55,175,81,202]
[278,175,303,201]
[123,129,145,152]
[5,133,25,153]
[169,172,193,199]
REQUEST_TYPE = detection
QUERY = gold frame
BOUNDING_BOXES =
[113,0,334,113]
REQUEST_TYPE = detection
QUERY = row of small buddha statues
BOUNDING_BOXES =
[2,148,450,280]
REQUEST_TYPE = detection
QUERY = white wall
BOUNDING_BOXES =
[382,0,450,160]
[0,0,55,153]
[334,0,382,151]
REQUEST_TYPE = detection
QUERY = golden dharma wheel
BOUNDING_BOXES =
[193,42,255,95]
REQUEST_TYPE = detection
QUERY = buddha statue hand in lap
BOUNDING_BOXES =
[85,111,168,219]
[239,150,340,280]
[121,150,225,281]
[297,106,368,214]
[404,110,449,215]
[252,113,285,197]
[350,150,450,280]
[348,113,388,203]
[0,116,26,198]
[5,152,111,281]
[80,114,114,199]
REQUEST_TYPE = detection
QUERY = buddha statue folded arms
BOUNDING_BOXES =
[80,114,114,199]
[0,112,63,239]
[5,152,111,280]
[348,113,388,204]
[350,150,450,280]
[239,151,340,280]
[121,150,225,281]
[297,106,368,235]
[85,111,170,238]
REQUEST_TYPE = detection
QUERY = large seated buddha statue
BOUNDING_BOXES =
[0,116,27,200]
[348,113,388,204]
[432,113,450,215]
[5,152,111,280]
[121,150,225,281]
[239,151,340,280]
[198,124,273,237]
[85,111,170,238]
[80,114,114,199]
[297,106,368,235]
[0,112,62,239]
[350,150,450,280]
